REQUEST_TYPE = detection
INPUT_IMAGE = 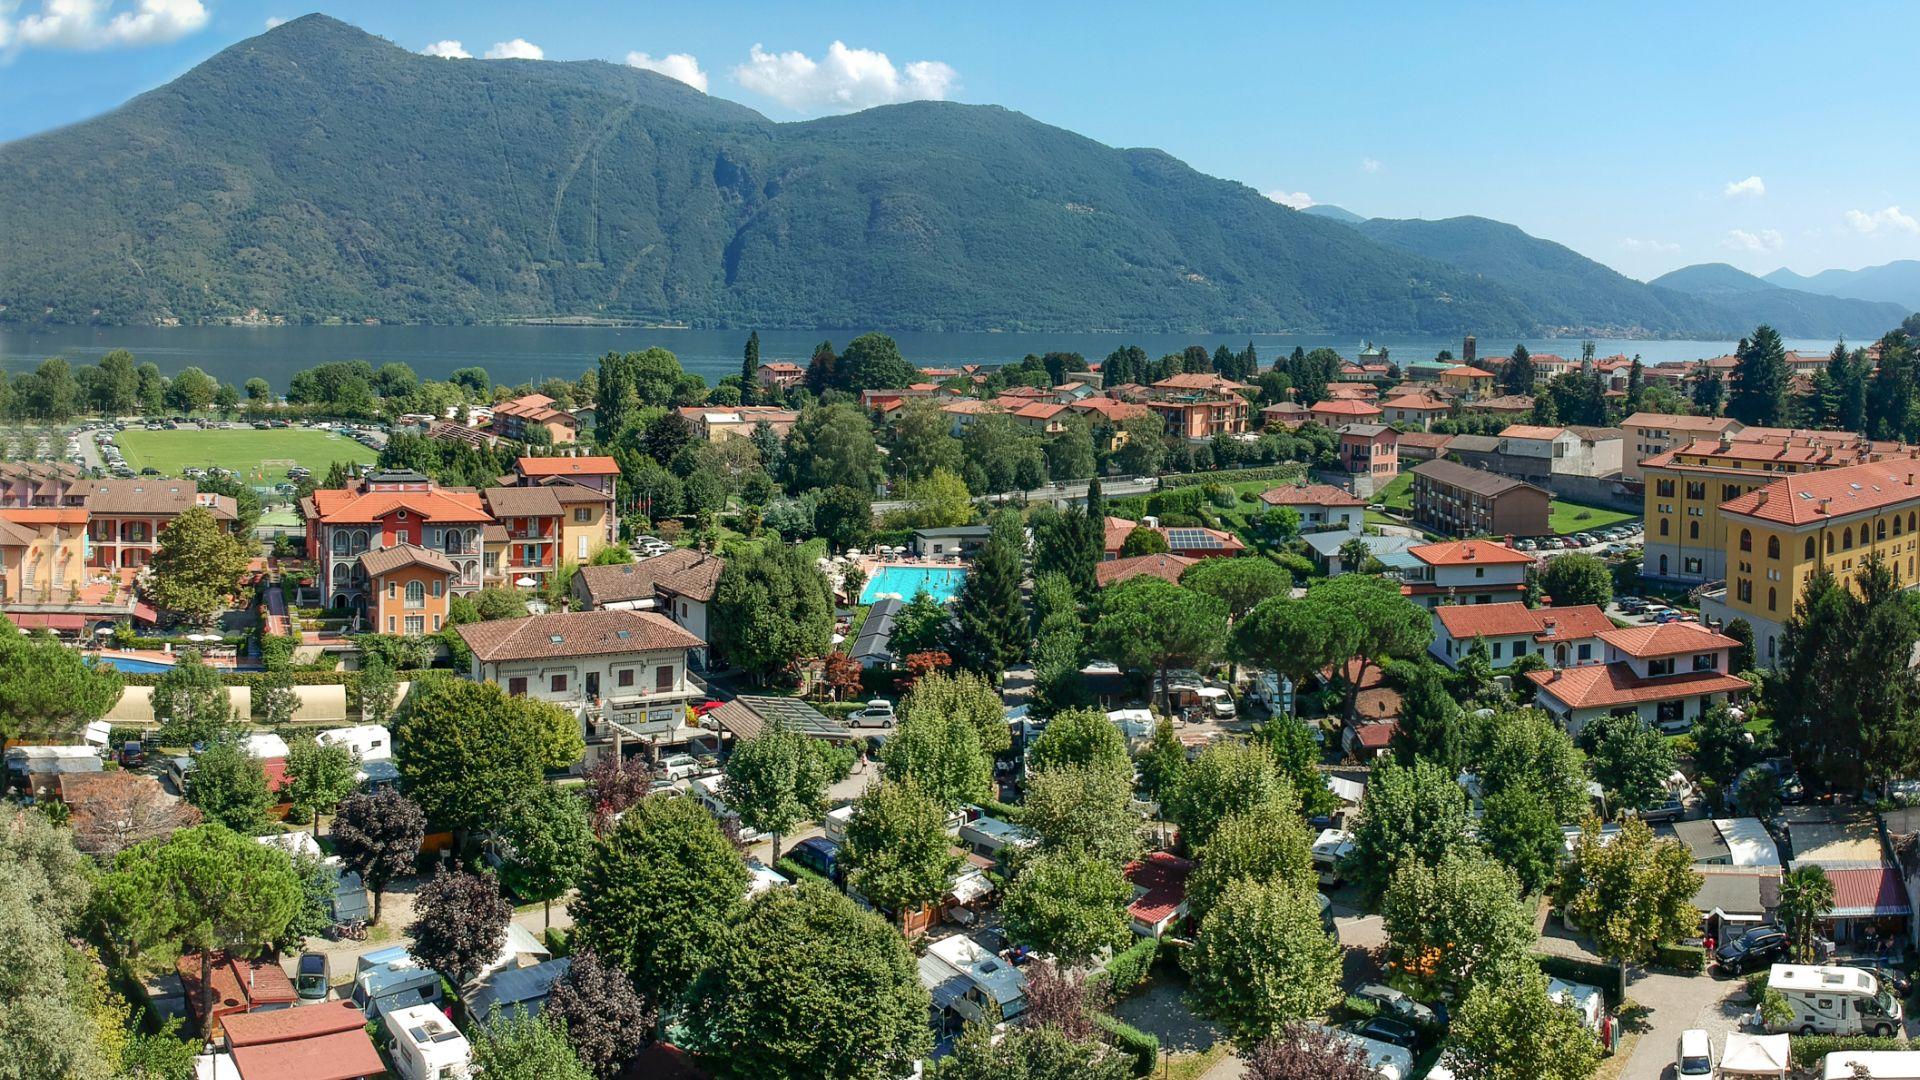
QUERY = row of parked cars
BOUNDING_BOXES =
[1516,523,1642,553]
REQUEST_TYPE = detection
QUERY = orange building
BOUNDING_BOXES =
[360,544,456,636]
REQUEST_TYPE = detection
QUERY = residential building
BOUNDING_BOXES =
[1402,539,1535,608]
[81,479,239,570]
[676,404,800,442]
[482,487,564,587]
[1009,400,1073,434]
[491,393,580,444]
[1150,373,1250,399]
[940,398,1003,437]
[1259,401,1309,429]
[301,470,490,615]
[1125,852,1193,938]
[1308,399,1382,427]
[0,462,88,508]
[1438,365,1497,397]
[1257,483,1364,533]
[1428,602,1612,670]
[178,951,296,1036]
[1525,621,1749,737]
[1621,412,1745,480]
[1337,424,1399,482]
[360,544,456,636]
[1464,393,1536,419]
[1394,431,1454,463]
[756,361,804,391]
[220,1001,384,1080]
[1701,460,1920,665]
[1095,552,1196,588]
[1102,517,1244,560]
[1408,459,1551,538]
[1379,393,1452,430]
[1497,425,1624,480]
[1324,381,1379,401]
[511,455,619,495]
[570,548,725,664]
[907,525,993,559]
[0,508,91,606]
[1303,531,1420,576]
[509,455,619,559]
[1146,395,1250,439]
[456,609,706,767]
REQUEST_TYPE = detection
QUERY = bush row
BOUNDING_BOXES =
[1100,936,1158,996]
[1533,953,1625,1008]
[1789,1035,1905,1068]
[119,670,361,688]
[1650,942,1706,974]
[1157,463,1308,490]
[972,798,1024,824]
[1093,1014,1158,1076]
[774,858,835,890]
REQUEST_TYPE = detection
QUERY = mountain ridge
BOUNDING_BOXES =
[1650,262,1909,337]
[1764,260,1920,311]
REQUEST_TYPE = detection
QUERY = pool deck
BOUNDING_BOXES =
[84,647,251,671]
[855,557,968,604]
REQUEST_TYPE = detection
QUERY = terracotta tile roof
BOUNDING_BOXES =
[1381,394,1451,411]
[1309,399,1382,417]
[1351,719,1399,748]
[1259,483,1364,508]
[482,486,565,518]
[1395,432,1455,451]
[1597,621,1740,658]
[1622,412,1743,433]
[0,506,89,526]
[1261,401,1309,415]
[357,543,457,578]
[1825,865,1912,917]
[941,399,1001,415]
[760,361,803,374]
[1533,605,1618,639]
[1125,852,1192,924]
[1095,552,1196,588]
[456,608,703,663]
[1410,539,1535,567]
[576,549,726,605]
[1153,373,1248,393]
[539,477,614,504]
[82,480,235,520]
[1435,602,1612,642]
[1071,398,1151,422]
[1720,461,1920,526]
[1500,424,1567,440]
[1011,401,1070,420]
[306,487,491,525]
[1468,394,1536,412]
[1525,664,1750,709]
[1440,365,1496,378]
[231,1028,385,1080]
[223,1000,369,1047]
[998,386,1053,399]
[517,455,619,478]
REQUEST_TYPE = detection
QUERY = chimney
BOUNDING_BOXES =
[1756,490,1769,507]
[1818,497,1833,515]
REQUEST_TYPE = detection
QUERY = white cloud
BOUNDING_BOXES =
[484,38,543,61]
[8,0,208,50]
[1620,237,1680,253]
[1361,158,1383,173]
[733,40,957,112]
[264,16,286,29]
[420,39,471,59]
[1722,228,1783,253]
[1722,175,1766,198]
[1845,206,1920,236]
[1264,190,1315,210]
[626,51,708,92]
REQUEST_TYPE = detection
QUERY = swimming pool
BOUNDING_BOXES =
[860,565,968,605]
[93,656,176,673]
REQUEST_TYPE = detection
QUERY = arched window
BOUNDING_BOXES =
[1879,520,1888,541]
[1660,519,1670,537]
[1844,527,1854,549]
[1899,516,1905,537]
[1768,587,1776,612]
[1740,529,1752,552]
[1767,536,1780,559]
[1910,511,1917,533]
[405,581,425,608]
[1689,521,1700,540]
[1806,536,1817,559]
[1659,554,1669,575]
[1827,533,1835,555]
[333,532,349,556]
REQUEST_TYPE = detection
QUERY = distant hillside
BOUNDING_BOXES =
[0,15,1539,334]
[1347,216,1723,336]
[1651,263,1909,338]
[1301,204,1367,225]
[1765,260,1920,310]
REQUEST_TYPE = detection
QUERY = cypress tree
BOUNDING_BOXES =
[1728,326,1790,426]
[740,331,761,404]
[952,512,1028,679]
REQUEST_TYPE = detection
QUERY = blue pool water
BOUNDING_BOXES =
[861,565,967,605]
[93,656,176,673]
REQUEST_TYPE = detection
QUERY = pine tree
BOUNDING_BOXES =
[1625,356,1644,410]
[1691,360,1725,416]
[952,512,1027,679]
[1500,344,1535,396]
[1868,330,1917,441]
[1728,326,1790,426]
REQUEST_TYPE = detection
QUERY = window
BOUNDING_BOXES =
[1684,557,1702,574]
[550,673,569,693]
[1577,643,1592,661]
[1736,579,1752,602]
[1740,529,1752,552]
[1686,481,1706,500]
[1657,479,1676,497]
[404,615,424,635]
[1880,520,1889,541]
[1826,533,1835,554]
[1767,536,1780,559]
[1768,587,1777,612]
[1844,527,1853,549]
[656,666,675,692]
[1660,519,1670,537]
[508,677,527,696]
[574,508,591,523]
[1513,641,1527,657]
[387,581,397,599]
[1648,658,1675,677]
[1692,652,1719,671]
[617,669,635,688]
[432,615,441,630]
[1475,566,1485,578]
[431,579,443,598]
[386,616,394,632]
[405,581,424,608]
[1806,536,1817,559]
[1689,521,1700,540]
[1491,642,1504,659]
[1899,516,1905,537]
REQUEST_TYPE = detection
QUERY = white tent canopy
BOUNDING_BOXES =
[1720,1032,1790,1077]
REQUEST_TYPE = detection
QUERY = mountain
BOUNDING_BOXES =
[1765,261,1920,310]
[0,15,1541,335]
[1651,263,1909,338]
[1346,216,1724,336]
[1301,204,1367,225]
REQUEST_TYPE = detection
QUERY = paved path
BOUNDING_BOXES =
[1615,970,1746,1080]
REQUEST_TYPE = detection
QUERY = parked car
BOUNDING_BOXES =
[1346,1016,1420,1049]
[295,952,330,1004]
[1714,925,1789,974]
[848,699,898,729]
[1675,1028,1713,1077]
[660,754,702,781]
[786,837,846,885]
[1353,983,1436,1026]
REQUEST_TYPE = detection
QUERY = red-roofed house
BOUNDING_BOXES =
[1009,400,1073,434]
[1526,619,1747,736]
[756,361,805,391]
[1147,396,1251,439]
[1820,865,1911,942]
[1095,552,1197,588]
[1402,539,1535,607]
[220,1000,383,1080]
[1125,852,1193,937]
[1309,399,1382,427]
[1337,424,1399,483]
[1260,401,1309,429]
[491,393,580,444]
[1101,517,1245,560]
[1439,365,1497,397]
[1258,483,1364,532]
[301,470,491,619]
[1429,602,1613,670]
[178,951,297,1038]
[1380,394,1453,430]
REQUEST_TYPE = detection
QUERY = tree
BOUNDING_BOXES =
[893,468,973,530]
[1181,557,1291,625]
[1391,660,1469,772]
[1583,713,1677,812]
[1187,802,1315,922]
[891,588,952,658]
[710,544,834,683]
[813,484,873,551]
[145,507,251,625]
[1478,708,1590,824]
[243,376,271,401]
[739,330,762,404]
[1022,763,1141,863]
[1234,575,1429,720]
[330,788,426,924]
[1869,330,1918,441]
[1692,702,1756,791]
[1184,877,1342,1044]
[932,1022,1130,1080]
[900,668,1012,756]
[1001,850,1133,964]
[255,669,300,727]
[1165,740,1294,851]
[1500,344,1536,397]
[878,701,993,810]
[469,1010,593,1080]
[1256,715,1339,819]
[395,676,583,835]
[1345,759,1476,905]
[1381,852,1534,994]
[408,868,511,986]
[888,402,964,481]
[687,884,932,1080]
[0,619,124,741]
[1445,970,1604,1080]
[843,778,962,918]
[1027,706,1129,775]
[1723,617,1756,675]
[1094,577,1226,714]
[1773,560,1920,791]
[1117,526,1169,558]
[579,754,655,836]
[357,655,400,725]
[96,824,303,1036]
[150,649,235,746]
[951,512,1027,677]
[183,741,274,834]
[1537,553,1612,608]
[1245,1022,1375,1080]
[543,948,653,1079]
[1134,719,1187,802]
[1691,359,1725,416]
[785,402,882,493]
[1778,864,1835,963]
[1728,326,1791,426]
[69,770,199,858]
[497,786,594,931]
[837,332,919,392]
[723,718,829,862]
[571,795,746,1006]
[1557,816,1702,966]
[281,736,357,833]
[1479,785,1563,895]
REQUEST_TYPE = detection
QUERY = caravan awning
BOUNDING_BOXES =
[1719,1032,1789,1076]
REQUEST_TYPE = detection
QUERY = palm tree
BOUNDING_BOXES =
[1779,865,1835,962]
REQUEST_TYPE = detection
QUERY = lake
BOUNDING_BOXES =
[0,323,1848,388]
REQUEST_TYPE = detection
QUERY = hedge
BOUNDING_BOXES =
[1094,1014,1158,1076]
[1100,936,1158,996]
[973,798,1025,824]
[1789,1036,1905,1068]
[774,858,835,890]
[120,670,360,689]
[1650,942,1705,974]
[544,927,570,958]
[1533,953,1626,1008]
[1157,463,1308,490]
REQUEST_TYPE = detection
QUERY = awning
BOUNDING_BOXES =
[1719,1032,1789,1076]
[132,602,160,624]
[9,612,87,631]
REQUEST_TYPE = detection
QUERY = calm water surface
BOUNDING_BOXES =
[0,324,1848,388]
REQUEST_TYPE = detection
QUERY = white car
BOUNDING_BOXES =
[848,699,898,728]
[1674,1029,1712,1077]
[660,754,701,781]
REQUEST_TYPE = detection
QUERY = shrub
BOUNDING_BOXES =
[1342,993,1382,1020]
[544,926,570,958]
[973,797,1025,823]
[774,858,834,889]
[1101,936,1158,996]
[1651,942,1705,974]
[1788,1036,1906,1068]
[1094,1014,1159,1076]
[1158,464,1308,489]
[1533,953,1625,1007]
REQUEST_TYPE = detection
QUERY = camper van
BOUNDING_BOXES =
[1768,963,1903,1037]
[386,1003,472,1080]
[1313,828,1354,888]
[1824,1050,1920,1079]
[351,946,445,1021]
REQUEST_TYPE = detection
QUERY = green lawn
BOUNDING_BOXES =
[115,428,377,486]
[1547,499,1637,535]
[1375,471,1414,511]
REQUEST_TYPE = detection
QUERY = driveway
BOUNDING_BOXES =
[1615,970,1747,1080]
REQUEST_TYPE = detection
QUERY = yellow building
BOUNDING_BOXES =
[1437,365,1497,397]
[1640,431,1914,585]
[1700,460,1920,665]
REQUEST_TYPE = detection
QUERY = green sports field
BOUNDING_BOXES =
[113,428,378,486]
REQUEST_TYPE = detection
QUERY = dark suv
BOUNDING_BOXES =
[1714,925,1789,974]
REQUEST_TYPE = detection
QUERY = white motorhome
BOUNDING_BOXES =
[1768,963,1903,1037]
[1824,1050,1920,1079]
[316,724,390,761]
[1313,828,1354,887]
[385,1003,472,1080]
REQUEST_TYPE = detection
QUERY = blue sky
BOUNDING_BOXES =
[3,1,1916,283]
